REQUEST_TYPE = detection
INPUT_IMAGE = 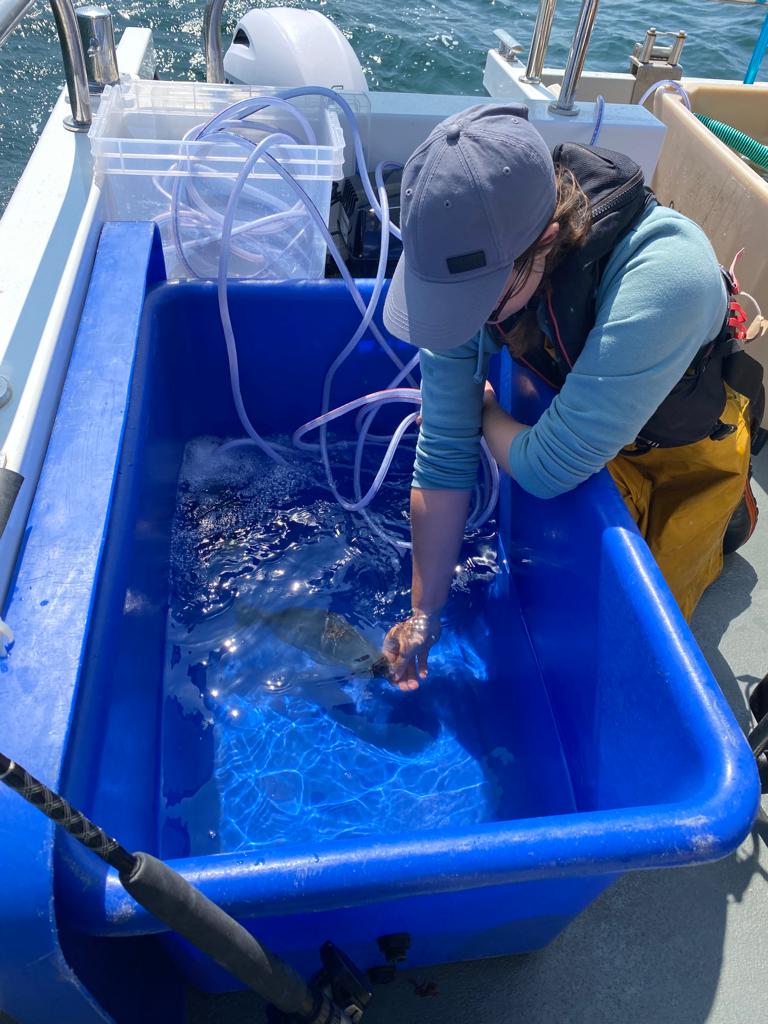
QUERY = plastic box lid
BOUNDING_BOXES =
[89,79,347,182]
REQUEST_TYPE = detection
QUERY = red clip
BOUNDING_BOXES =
[728,299,749,341]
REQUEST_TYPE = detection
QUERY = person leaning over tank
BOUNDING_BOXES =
[380,103,765,691]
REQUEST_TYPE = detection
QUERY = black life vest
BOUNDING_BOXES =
[489,142,763,450]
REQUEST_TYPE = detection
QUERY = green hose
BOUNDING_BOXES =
[696,113,768,170]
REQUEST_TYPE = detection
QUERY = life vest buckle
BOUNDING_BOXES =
[727,300,749,342]
[709,420,737,441]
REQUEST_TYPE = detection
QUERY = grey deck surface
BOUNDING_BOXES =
[189,446,768,1024]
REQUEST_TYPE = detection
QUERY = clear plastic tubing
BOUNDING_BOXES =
[272,86,402,243]
[170,89,500,548]
[589,94,605,146]
[217,130,299,464]
[637,79,691,111]
[174,92,413,370]
[210,119,413,472]
[295,390,421,509]
[170,95,318,279]
[171,95,399,466]
[304,161,399,513]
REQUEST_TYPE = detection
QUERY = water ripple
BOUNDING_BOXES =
[160,435,500,854]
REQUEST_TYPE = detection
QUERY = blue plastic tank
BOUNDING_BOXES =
[0,223,758,1024]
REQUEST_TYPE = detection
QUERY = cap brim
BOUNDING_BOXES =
[383,252,511,351]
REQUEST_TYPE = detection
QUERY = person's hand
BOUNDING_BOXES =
[383,612,442,691]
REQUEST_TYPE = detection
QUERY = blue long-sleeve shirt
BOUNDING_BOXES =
[413,204,728,498]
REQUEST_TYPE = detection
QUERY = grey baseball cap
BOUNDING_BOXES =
[383,104,557,351]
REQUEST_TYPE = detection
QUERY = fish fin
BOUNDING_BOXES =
[371,656,393,680]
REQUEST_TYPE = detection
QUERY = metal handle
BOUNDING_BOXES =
[523,0,559,83]
[494,28,524,62]
[0,0,91,130]
[49,0,92,129]
[549,0,601,116]
[636,28,686,66]
[203,0,226,83]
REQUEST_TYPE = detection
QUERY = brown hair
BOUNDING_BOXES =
[500,165,591,355]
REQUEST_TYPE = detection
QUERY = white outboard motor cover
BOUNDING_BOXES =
[223,7,368,92]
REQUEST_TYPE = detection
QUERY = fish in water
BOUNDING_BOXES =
[236,604,391,680]
[234,604,434,754]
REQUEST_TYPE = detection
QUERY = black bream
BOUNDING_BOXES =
[236,604,391,680]
[235,604,433,754]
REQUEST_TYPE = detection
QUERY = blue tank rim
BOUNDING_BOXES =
[0,222,759,965]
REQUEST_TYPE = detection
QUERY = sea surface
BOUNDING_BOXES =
[1,0,767,213]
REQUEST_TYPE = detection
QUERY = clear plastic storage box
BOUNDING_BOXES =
[89,80,347,280]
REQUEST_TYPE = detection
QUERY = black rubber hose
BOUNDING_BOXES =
[0,753,331,1021]
[121,853,319,1020]
[749,714,768,760]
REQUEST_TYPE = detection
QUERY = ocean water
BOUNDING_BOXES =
[159,437,574,856]
[1,0,767,214]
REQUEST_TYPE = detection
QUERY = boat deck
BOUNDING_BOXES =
[189,446,768,1024]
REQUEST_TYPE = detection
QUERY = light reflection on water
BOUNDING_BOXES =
[160,436,502,856]
[2,0,766,214]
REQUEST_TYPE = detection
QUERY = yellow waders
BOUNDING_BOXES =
[608,387,753,621]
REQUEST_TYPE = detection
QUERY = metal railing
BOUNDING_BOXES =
[549,0,601,115]
[203,0,226,83]
[0,0,33,46]
[523,0,558,83]
[0,0,91,129]
[522,0,601,112]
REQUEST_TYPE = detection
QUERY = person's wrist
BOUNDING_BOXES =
[411,607,441,620]
[410,609,442,638]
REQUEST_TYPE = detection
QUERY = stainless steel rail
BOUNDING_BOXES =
[549,0,601,116]
[203,0,226,83]
[523,0,559,84]
[0,0,91,130]
[0,0,33,47]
